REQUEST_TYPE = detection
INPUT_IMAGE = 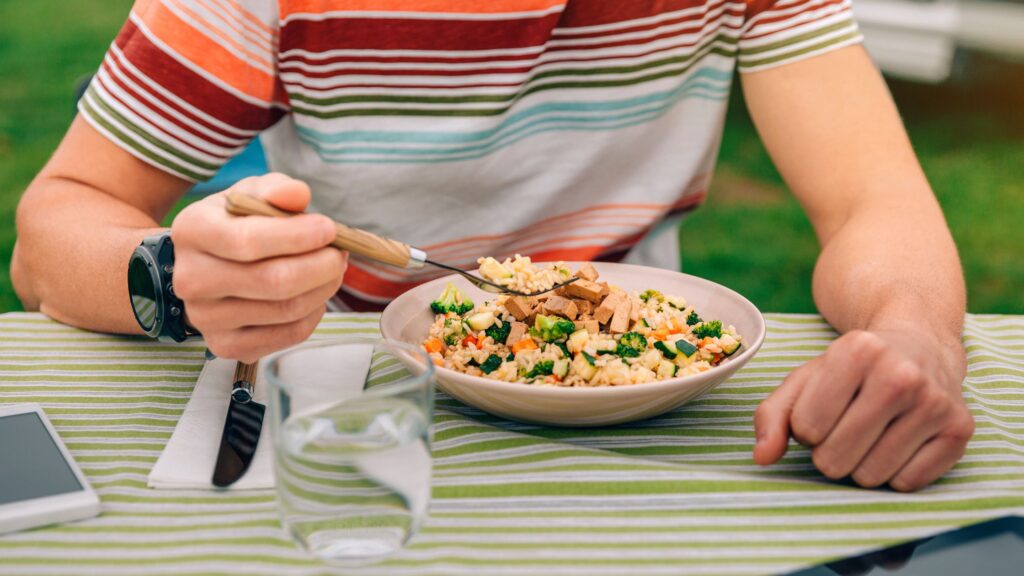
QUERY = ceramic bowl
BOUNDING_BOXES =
[380,262,765,427]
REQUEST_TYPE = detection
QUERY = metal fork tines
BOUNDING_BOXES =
[424,259,579,297]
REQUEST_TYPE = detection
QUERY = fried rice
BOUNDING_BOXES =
[422,262,743,387]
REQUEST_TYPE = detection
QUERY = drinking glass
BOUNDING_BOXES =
[264,336,434,565]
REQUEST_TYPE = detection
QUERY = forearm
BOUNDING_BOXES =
[13,176,165,334]
[812,193,966,366]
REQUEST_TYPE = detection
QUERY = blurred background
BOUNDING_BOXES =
[1,0,1021,315]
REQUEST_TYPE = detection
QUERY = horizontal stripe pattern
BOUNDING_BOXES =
[82,0,861,302]
[1,311,1023,575]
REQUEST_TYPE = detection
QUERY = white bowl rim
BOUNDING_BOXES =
[381,262,767,398]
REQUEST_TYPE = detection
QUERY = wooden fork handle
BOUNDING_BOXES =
[224,190,414,268]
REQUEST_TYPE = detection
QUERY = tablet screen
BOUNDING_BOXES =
[789,516,1024,575]
[0,412,83,505]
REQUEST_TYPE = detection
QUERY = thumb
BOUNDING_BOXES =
[252,173,312,213]
[752,363,812,466]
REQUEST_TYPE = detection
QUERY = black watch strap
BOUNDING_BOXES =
[128,232,195,343]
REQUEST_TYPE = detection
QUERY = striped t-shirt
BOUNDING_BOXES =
[80,0,862,304]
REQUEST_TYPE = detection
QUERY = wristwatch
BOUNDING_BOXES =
[127,232,195,342]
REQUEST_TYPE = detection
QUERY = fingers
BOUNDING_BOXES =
[889,410,974,492]
[247,173,313,213]
[752,328,972,491]
[178,198,336,262]
[167,173,347,362]
[175,246,347,301]
[810,361,924,480]
[171,173,336,262]
[753,357,817,465]
[849,390,951,488]
[205,304,326,363]
[185,275,344,331]
[789,331,885,447]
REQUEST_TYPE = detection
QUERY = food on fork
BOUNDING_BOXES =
[477,255,573,295]
[424,262,743,387]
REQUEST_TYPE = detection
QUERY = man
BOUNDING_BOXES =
[12,0,973,491]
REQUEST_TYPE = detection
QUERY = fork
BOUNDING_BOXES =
[223,191,578,297]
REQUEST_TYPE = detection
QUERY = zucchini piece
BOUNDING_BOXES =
[581,351,597,366]
[553,358,570,379]
[554,341,570,358]
[674,339,698,357]
[568,329,589,353]
[720,334,742,357]
[653,340,677,360]
[479,354,503,374]
[466,311,496,331]
[572,354,597,381]
[656,360,678,379]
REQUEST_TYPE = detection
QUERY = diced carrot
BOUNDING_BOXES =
[461,334,478,348]
[432,357,444,366]
[423,338,443,354]
[652,327,669,341]
[669,318,684,333]
[511,337,538,354]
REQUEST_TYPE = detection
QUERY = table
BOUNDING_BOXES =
[1,312,1022,575]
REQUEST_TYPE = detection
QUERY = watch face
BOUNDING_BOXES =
[128,255,158,332]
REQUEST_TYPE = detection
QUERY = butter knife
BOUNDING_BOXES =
[212,361,265,488]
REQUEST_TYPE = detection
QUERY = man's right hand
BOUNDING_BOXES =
[171,173,347,362]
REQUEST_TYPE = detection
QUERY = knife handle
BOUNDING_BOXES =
[224,190,416,269]
[232,361,258,404]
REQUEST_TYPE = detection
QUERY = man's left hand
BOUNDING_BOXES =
[752,329,975,491]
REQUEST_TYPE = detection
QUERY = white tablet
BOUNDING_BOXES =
[0,404,100,535]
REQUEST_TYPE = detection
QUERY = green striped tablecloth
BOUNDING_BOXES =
[1,312,1022,575]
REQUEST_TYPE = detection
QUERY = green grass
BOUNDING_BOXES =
[1,1,1021,314]
[682,65,1024,313]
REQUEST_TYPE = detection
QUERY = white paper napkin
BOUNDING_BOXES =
[149,346,374,490]
[149,359,274,490]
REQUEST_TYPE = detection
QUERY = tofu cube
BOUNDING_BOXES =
[504,296,534,321]
[542,295,578,320]
[609,299,632,333]
[575,262,600,282]
[561,279,608,304]
[593,292,622,325]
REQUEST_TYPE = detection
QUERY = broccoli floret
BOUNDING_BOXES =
[639,289,664,303]
[430,282,474,315]
[484,321,512,344]
[615,331,648,358]
[692,320,723,339]
[686,311,701,326]
[532,314,576,342]
[479,354,504,374]
[526,360,554,379]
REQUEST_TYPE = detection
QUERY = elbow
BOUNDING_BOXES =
[10,241,40,311]
[12,183,46,311]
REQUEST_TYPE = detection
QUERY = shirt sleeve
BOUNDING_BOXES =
[737,0,863,73]
[78,0,288,182]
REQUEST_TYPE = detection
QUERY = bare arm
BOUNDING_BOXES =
[13,117,346,361]
[742,46,974,490]
[13,116,187,333]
